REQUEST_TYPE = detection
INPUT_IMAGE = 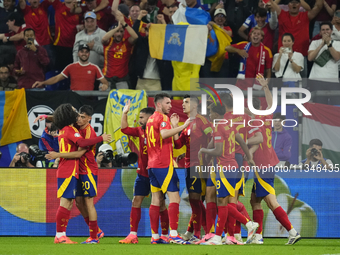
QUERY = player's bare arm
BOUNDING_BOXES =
[236,133,255,167]
[247,131,264,145]
[160,118,191,139]
[45,148,87,160]
[121,99,131,129]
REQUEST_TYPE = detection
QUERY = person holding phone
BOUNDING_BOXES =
[13,28,49,89]
[272,33,303,88]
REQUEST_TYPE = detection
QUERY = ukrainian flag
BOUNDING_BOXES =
[0,89,31,146]
[149,24,208,66]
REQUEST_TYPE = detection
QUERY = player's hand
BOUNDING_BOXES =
[238,49,248,58]
[101,133,112,142]
[183,117,193,128]
[247,159,256,167]
[256,73,268,89]
[33,115,47,123]
[170,113,179,127]
[32,81,44,88]
[122,99,131,114]
[45,151,58,160]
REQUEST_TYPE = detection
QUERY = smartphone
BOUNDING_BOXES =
[27,38,34,45]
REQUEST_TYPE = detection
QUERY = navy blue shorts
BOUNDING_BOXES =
[252,171,275,197]
[185,167,205,194]
[57,176,78,199]
[215,168,240,198]
[134,174,150,196]
[76,174,98,197]
[148,166,179,193]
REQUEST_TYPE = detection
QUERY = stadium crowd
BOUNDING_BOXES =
[0,0,339,104]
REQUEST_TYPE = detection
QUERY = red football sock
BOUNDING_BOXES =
[235,221,241,234]
[89,220,98,239]
[227,203,248,225]
[168,203,179,231]
[56,206,71,233]
[237,201,251,220]
[187,216,194,233]
[189,199,202,238]
[200,201,208,234]
[159,208,169,235]
[253,209,264,234]
[130,207,141,233]
[206,202,217,233]
[84,216,90,226]
[149,205,160,234]
[216,206,228,236]
[273,206,293,231]
[227,215,236,236]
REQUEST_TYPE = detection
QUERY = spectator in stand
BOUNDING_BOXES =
[19,0,54,68]
[225,27,273,90]
[312,0,336,37]
[102,11,138,89]
[73,12,106,69]
[32,44,109,91]
[331,10,340,41]
[14,28,49,89]
[269,0,323,78]
[168,3,178,24]
[273,33,303,88]
[0,12,26,52]
[308,21,340,104]
[9,143,35,168]
[272,113,292,165]
[49,0,82,71]
[0,65,17,90]
[0,0,18,66]
[81,0,113,32]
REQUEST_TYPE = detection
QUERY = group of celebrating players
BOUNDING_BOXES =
[36,74,301,245]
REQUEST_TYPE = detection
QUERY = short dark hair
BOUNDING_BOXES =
[7,12,25,27]
[320,21,333,30]
[210,104,226,116]
[154,93,170,105]
[53,103,79,130]
[79,105,93,116]
[183,94,199,106]
[148,0,157,5]
[48,122,59,132]
[24,28,35,36]
[252,97,261,110]
[140,107,155,115]
[255,7,267,17]
[273,112,285,121]
[0,65,9,71]
[220,93,233,109]
[309,139,323,148]
[282,33,294,42]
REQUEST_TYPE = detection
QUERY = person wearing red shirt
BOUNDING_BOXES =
[0,12,26,52]
[172,95,212,243]
[119,102,169,244]
[247,74,301,245]
[32,44,108,91]
[269,0,322,78]
[226,27,273,90]
[102,11,138,89]
[146,93,191,244]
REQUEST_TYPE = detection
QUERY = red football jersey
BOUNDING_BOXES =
[22,1,52,46]
[57,125,83,178]
[61,62,104,91]
[213,115,238,169]
[146,111,173,168]
[174,114,212,168]
[78,124,99,176]
[253,114,279,167]
[52,0,80,47]
[121,126,148,177]
[102,37,133,78]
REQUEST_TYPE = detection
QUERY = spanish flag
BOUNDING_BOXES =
[0,89,31,146]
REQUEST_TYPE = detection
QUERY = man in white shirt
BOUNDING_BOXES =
[308,21,340,104]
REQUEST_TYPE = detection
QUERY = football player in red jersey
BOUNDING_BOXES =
[119,101,169,244]
[46,103,111,244]
[171,95,212,243]
[247,74,301,245]
[146,93,191,244]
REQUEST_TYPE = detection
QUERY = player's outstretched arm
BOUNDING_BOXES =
[256,73,273,109]
[33,114,54,123]
[121,99,131,130]
[161,118,191,139]
[198,143,223,159]
[45,149,87,160]
[247,131,263,145]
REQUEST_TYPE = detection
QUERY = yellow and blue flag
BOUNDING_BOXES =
[0,89,31,146]
[149,24,208,66]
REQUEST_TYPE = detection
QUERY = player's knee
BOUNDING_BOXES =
[132,196,143,208]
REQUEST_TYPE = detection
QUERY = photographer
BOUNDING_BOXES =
[96,144,113,168]
[299,139,333,169]
[13,28,49,89]
[9,143,34,167]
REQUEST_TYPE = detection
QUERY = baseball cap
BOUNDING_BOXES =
[99,144,113,152]
[79,44,90,52]
[84,11,96,19]
[214,8,226,17]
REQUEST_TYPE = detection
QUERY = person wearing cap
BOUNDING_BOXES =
[81,0,114,31]
[269,0,322,78]
[32,43,109,91]
[212,8,232,37]
[96,144,113,168]
[102,10,138,89]
[73,12,106,69]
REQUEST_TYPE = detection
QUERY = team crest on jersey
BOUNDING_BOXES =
[161,122,167,127]
[74,133,81,137]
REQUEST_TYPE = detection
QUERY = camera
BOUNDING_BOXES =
[102,150,114,164]
[113,152,138,167]
[311,148,319,157]
[29,144,48,160]
[18,152,30,162]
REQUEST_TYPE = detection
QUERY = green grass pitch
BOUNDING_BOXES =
[1,237,339,255]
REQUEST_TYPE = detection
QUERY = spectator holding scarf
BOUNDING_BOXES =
[225,27,272,90]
